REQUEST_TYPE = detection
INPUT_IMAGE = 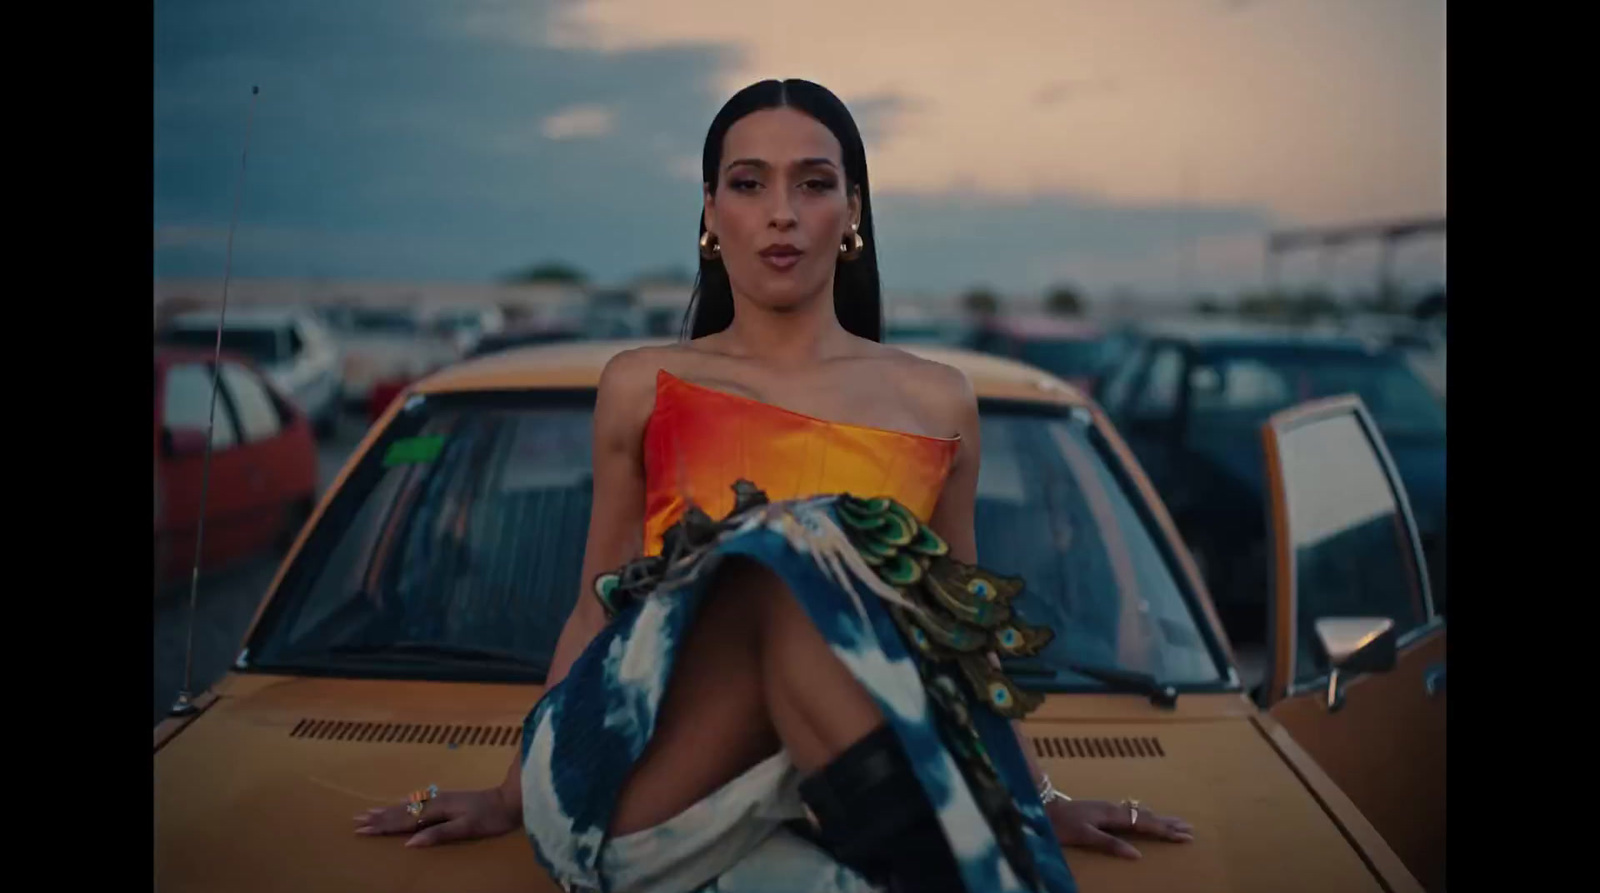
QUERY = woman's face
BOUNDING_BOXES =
[704,106,860,313]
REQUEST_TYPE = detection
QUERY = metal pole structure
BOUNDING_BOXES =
[171,85,259,718]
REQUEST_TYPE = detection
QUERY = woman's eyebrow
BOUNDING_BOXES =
[723,157,839,173]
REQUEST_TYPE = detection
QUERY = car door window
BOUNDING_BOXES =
[1129,346,1183,420]
[220,363,284,442]
[1097,345,1146,414]
[163,362,237,449]
[1273,408,1428,685]
[287,326,305,357]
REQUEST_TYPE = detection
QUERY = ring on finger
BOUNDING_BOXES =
[1120,798,1141,827]
[405,784,440,826]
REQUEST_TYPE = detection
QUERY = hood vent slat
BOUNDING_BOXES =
[1031,735,1165,759]
[289,719,521,747]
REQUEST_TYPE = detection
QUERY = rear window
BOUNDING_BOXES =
[247,392,1226,690]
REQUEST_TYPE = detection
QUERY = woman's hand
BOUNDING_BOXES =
[353,786,520,848]
[1046,798,1194,860]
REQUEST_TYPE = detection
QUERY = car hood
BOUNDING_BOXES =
[155,676,1412,893]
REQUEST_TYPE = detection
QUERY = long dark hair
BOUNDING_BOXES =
[681,79,883,342]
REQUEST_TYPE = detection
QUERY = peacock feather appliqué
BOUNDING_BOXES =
[832,493,1055,720]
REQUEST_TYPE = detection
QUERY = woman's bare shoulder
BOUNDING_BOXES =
[594,344,695,442]
[597,343,703,396]
[868,346,978,435]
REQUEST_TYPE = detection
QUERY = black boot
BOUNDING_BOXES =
[798,724,969,893]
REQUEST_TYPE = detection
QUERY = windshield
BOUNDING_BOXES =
[1190,349,1445,439]
[161,326,284,364]
[975,406,1224,687]
[247,392,1226,689]
[1014,339,1110,379]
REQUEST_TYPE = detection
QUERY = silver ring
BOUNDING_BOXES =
[1122,798,1141,827]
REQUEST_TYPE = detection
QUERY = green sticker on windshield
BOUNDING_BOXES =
[383,435,445,466]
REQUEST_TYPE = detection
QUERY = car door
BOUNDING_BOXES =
[157,360,251,581]
[1115,341,1189,506]
[1259,394,1446,893]
[217,361,297,552]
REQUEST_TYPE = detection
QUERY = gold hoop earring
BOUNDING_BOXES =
[839,226,864,262]
[699,231,721,260]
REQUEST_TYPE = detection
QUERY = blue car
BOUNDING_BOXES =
[1095,321,1446,645]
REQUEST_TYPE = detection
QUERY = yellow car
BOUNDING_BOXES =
[154,340,1442,892]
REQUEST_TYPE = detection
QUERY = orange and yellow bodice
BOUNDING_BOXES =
[642,370,961,557]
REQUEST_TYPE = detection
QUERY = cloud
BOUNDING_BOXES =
[668,155,703,182]
[537,0,1445,223]
[152,0,1444,296]
[1033,78,1120,107]
[539,104,616,140]
[871,190,1280,295]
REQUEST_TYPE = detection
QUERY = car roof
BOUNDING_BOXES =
[1135,318,1374,353]
[413,339,1090,407]
[168,308,307,330]
[980,313,1105,340]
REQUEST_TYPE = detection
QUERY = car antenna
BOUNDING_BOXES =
[169,85,260,718]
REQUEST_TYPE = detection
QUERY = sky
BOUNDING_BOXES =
[153,0,1446,301]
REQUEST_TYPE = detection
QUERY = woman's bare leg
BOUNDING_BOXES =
[608,557,887,836]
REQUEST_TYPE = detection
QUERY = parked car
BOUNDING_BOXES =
[159,309,344,439]
[425,304,507,357]
[155,340,1436,893]
[969,314,1125,393]
[332,306,458,411]
[642,306,681,337]
[884,318,971,346]
[153,347,319,587]
[1094,321,1447,640]
[583,289,646,339]
[464,321,587,361]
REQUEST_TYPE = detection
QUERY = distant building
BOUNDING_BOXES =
[152,278,588,323]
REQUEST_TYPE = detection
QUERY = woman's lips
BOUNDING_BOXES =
[758,249,803,271]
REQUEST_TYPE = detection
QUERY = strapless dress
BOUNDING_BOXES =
[520,370,1076,893]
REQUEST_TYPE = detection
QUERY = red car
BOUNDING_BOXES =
[154,347,319,587]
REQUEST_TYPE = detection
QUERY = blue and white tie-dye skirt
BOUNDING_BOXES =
[519,494,1079,893]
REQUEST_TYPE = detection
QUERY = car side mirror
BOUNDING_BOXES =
[1314,617,1397,712]
[162,427,210,458]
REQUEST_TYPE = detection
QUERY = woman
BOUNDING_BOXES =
[355,78,1193,892]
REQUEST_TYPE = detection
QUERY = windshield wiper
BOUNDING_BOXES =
[1002,658,1178,707]
[1062,661,1179,708]
[326,641,548,673]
